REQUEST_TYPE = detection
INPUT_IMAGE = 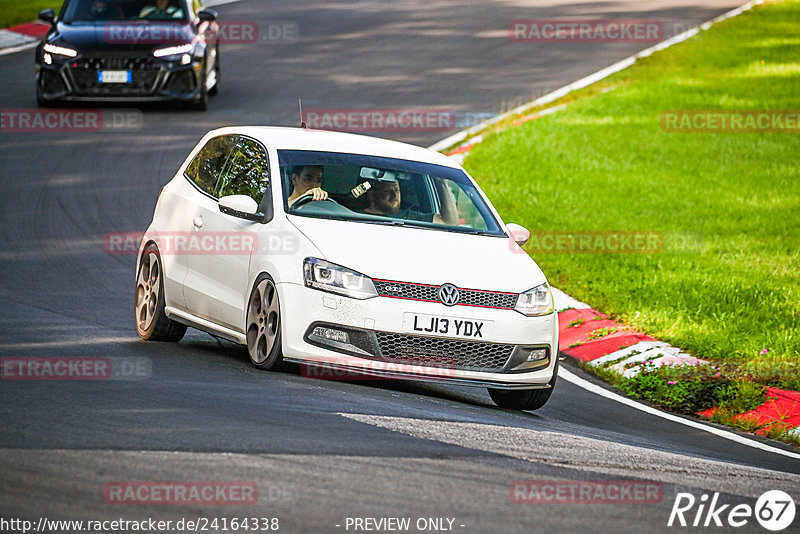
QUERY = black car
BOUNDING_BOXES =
[35,0,219,109]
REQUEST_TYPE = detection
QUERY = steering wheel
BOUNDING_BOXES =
[292,193,340,209]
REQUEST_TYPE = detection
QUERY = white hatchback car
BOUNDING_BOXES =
[135,126,559,410]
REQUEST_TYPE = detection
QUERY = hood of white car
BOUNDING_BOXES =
[287,215,546,293]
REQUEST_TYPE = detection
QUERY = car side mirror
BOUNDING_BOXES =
[506,223,531,246]
[198,9,217,22]
[219,195,264,222]
[39,9,56,25]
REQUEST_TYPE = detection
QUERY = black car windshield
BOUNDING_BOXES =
[62,0,188,22]
[279,150,506,237]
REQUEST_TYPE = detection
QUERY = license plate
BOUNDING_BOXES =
[403,313,493,340]
[97,70,132,83]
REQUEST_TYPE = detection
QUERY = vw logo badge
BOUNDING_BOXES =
[438,283,460,306]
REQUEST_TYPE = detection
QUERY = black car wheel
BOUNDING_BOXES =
[246,274,284,370]
[36,77,54,108]
[135,244,187,342]
[208,44,220,96]
[187,59,209,110]
[488,360,559,411]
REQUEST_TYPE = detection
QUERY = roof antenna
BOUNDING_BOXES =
[299,98,307,129]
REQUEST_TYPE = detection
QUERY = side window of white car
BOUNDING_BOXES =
[184,134,238,197]
[216,136,270,204]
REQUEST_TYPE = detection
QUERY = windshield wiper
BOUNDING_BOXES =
[440,227,491,236]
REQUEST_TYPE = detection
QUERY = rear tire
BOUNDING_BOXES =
[135,244,187,342]
[488,360,558,411]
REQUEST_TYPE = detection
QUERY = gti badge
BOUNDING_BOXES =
[438,283,460,306]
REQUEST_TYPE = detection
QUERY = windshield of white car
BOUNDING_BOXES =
[62,0,188,22]
[278,150,506,237]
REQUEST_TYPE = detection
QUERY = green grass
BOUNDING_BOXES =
[465,0,800,386]
[0,1,63,29]
[587,327,618,340]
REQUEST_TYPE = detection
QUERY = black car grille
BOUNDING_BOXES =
[40,69,67,95]
[69,57,162,96]
[374,280,518,309]
[165,69,196,93]
[371,331,515,372]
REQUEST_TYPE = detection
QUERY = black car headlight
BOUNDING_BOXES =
[152,43,193,62]
[43,43,78,62]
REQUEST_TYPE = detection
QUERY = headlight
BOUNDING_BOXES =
[153,44,194,58]
[43,43,78,58]
[303,258,378,300]
[514,282,554,316]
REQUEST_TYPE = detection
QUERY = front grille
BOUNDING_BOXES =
[372,331,514,372]
[70,57,162,96]
[374,280,518,309]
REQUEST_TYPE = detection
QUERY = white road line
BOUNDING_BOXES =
[0,41,37,57]
[559,367,800,461]
[204,0,244,6]
[427,0,763,153]
[424,0,797,461]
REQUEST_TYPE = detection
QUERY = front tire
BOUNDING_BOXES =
[246,274,283,370]
[135,244,187,342]
[488,360,558,411]
[188,62,208,110]
[208,45,220,96]
[36,82,53,108]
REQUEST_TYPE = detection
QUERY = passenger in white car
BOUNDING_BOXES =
[363,179,459,225]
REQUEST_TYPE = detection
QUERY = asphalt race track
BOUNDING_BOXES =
[0,1,798,533]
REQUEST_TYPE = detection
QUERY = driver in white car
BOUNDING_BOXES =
[287,165,328,206]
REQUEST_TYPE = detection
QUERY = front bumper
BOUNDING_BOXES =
[36,53,204,102]
[277,282,559,388]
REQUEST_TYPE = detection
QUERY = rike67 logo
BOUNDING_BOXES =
[668,490,795,531]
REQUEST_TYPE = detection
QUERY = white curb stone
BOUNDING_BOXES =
[607,346,684,374]
[0,29,37,49]
[551,287,591,312]
[588,341,671,367]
